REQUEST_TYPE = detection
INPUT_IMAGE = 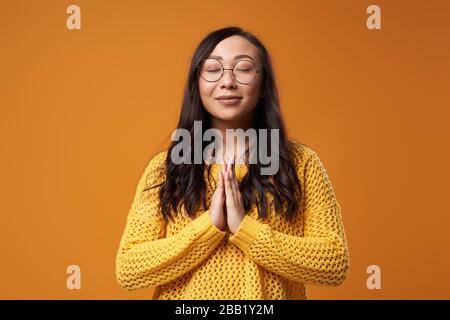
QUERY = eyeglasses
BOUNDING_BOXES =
[198,58,260,84]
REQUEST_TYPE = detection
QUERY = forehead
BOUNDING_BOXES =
[209,35,260,62]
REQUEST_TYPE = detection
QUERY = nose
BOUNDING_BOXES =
[219,69,237,89]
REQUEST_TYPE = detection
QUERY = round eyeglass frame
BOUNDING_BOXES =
[197,58,261,84]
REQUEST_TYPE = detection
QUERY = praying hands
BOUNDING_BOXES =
[208,157,246,234]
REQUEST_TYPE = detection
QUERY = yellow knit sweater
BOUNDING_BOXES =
[115,141,350,299]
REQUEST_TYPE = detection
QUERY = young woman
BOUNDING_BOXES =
[115,27,350,300]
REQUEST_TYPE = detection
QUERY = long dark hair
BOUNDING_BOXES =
[145,26,302,224]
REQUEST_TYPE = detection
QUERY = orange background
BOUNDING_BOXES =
[1,0,449,299]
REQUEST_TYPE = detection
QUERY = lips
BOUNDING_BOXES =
[215,95,242,100]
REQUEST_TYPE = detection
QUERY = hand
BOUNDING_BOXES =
[208,166,227,231]
[223,157,245,234]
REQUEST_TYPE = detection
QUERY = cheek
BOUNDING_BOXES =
[243,82,262,104]
[199,81,217,111]
[199,81,215,100]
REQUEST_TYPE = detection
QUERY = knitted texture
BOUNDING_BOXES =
[115,141,350,299]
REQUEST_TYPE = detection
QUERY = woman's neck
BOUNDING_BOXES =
[209,114,255,164]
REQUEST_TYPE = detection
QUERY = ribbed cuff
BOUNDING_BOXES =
[192,210,227,244]
[229,215,263,253]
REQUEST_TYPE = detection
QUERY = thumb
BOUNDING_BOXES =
[217,169,224,190]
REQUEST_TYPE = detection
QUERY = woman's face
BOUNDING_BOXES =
[199,35,263,125]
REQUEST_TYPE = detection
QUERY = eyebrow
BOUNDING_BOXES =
[207,54,255,61]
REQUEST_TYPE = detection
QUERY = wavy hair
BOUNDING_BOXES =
[145,26,302,224]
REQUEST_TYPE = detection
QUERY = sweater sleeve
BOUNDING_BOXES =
[115,152,227,291]
[229,147,350,286]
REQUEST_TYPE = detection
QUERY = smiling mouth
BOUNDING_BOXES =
[215,97,242,105]
[215,96,243,100]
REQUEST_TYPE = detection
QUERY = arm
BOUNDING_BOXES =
[229,148,350,286]
[115,152,227,291]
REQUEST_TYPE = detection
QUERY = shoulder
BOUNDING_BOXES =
[147,149,169,170]
[140,149,169,187]
[287,138,320,170]
[288,139,338,208]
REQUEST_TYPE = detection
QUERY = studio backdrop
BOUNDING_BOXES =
[1,0,449,299]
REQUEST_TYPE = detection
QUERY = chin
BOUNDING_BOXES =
[215,109,245,121]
